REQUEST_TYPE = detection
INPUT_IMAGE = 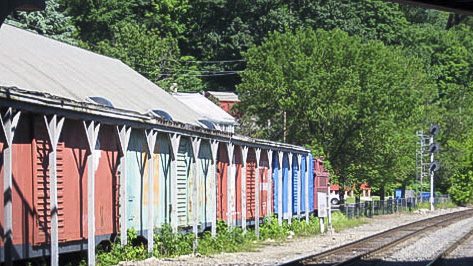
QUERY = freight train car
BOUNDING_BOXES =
[0,24,312,265]
[312,156,331,213]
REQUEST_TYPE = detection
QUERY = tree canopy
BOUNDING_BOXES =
[6,0,473,202]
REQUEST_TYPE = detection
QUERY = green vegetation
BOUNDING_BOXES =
[331,212,367,232]
[6,0,473,205]
[95,214,366,265]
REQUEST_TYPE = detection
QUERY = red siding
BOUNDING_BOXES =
[245,149,256,219]
[259,151,270,217]
[233,148,242,222]
[12,115,34,246]
[94,125,119,236]
[217,143,228,221]
[33,118,89,244]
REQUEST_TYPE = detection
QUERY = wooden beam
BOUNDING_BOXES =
[241,146,248,233]
[288,153,293,225]
[145,129,157,254]
[226,143,235,230]
[169,133,181,232]
[209,141,219,237]
[190,137,201,253]
[83,121,100,266]
[297,154,302,219]
[117,125,131,245]
[44,114,64,266]
[255,148,261,239]
[305,155,310,224]
[1,108,20,266]
[267,150,273,217]
[278,151,283,226]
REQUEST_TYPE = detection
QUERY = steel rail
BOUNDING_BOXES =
[426,226,473,266]
[280,209,473,266]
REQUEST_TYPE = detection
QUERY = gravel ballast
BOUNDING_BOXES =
[117,207,470,266]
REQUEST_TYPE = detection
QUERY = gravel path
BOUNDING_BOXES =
[442,223,473,266]
[117,207,470,266]
[379,215,473,265]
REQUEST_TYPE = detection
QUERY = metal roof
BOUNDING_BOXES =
[205,91,240,102]
[0,24,203,126]
[173,92,238,125]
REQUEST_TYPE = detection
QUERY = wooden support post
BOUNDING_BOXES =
[84,121,100,266]
[267,151,273,217]
[44,115,65,266]
[1,109,20,266]
[305,155,310,224]
[278,151,283,226]
[190,137,201,253]
[209,141,219,237]
[255,148,261,239]
[145,129,157,254]
[288,153,293,225]
[226,143,234,230]
[297,154,302,219]
[117,126,131,245]
[241,146,248,233]
[169,133,181,232]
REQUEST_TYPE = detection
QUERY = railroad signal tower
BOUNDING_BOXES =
[428,124,440,211]
[416,130,430,199]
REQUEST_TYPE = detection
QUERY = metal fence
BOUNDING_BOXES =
[338,195,451,219]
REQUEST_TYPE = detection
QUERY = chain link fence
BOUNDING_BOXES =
[338,195,451,219]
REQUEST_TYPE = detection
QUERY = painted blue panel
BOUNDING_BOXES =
[300,156,306,213]
[272,153,279,214]
[308,154,314,211]
[126,129,147,234]
[292,154,299,214]
[282,154,289,216]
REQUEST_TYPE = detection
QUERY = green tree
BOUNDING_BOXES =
[237,28,433,198]
[6,0,77,42]
[93,21,204,92]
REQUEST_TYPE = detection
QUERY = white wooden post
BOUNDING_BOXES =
[44,115,64,266]
[288,153,293,225]
[190,137,201,253]
[84,121,100,266]
[305,155,310,224]
[278,151,283,226]
[267,151,273,217]
[241,146,248,233]
[117,126,131,245]
[169,133,181,232]
[1,109,20,266]
[145,129,157,254]
[255,148,261,239]
[297,154,302,219]
[226,143,234,230]
[209,141,219,237]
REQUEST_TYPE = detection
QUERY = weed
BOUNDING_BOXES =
[96,228,147,266]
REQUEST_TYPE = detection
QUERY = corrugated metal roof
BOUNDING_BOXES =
[206,91,240,102]
[0,24,203,126]
[173,92,237,125]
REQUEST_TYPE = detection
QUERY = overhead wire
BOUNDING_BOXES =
[5,18,246,77]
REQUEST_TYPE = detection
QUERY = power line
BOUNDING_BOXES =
[159,72,243,77]
[130,61,244,74]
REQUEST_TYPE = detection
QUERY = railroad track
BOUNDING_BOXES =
[427,225,473,266]
[280,209,473,266]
